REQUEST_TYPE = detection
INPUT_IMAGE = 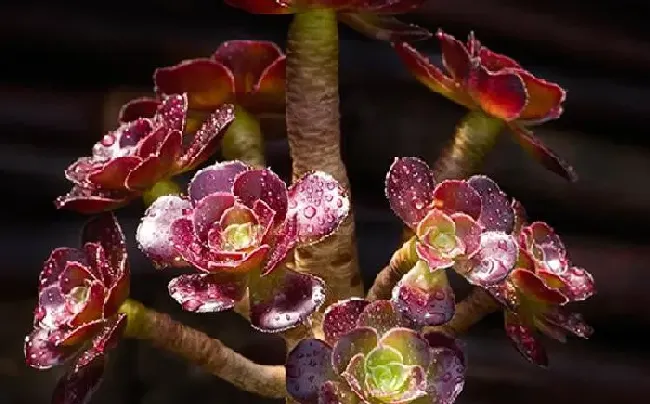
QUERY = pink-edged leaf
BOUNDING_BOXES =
[467,65,527,121]
[124,155,164,191]
[437,29,471,81]
[511,199,528,234]
[287,171,350,244]
[154,59,234,110]
[432,180,482,219]
[357,300,409,337]
[520,221,568,273]
[193,193,236,240]
[262,215,299,274]
[467,175,515,233]
[55,185,134,214]
[92,119,153,160]
[379,328,431,367]
[103,270,129,317]
[81,213,127,285]
[65,279,105,329]
[542,308,593,339]
[319,381,359,404]
[180,104,236,171]
[510,269,568,306]
[338,13,431,42]
[155,94,187,131]
[425,337,466,404]
[392,262,455,327]
[332,327,378,374]
[137,195,193,268]
[118,97,159,123]
[92,313,127,353]
[385,157,436,228]
[36,286,74,329]
[457,232,518,287]
[415,242,456,270]
[516,70,566,122]
[86,157,141,190]
[251,55,286,113]
[341,353,366,400]
[168,273,248,313]
[476,45,521,72]
[82,244,109,286]
[508,124,578,182]
[234,168,289,223]
[557,266,596,301]
[40,248,88,290]
[505,311,548,367]
[323,298,370,346]
[24,328,77,370]
[206,246,270,275]
[453,213,482,257]
[249,268,325,333]
[366,364,427,403]
[188,160,249,203]
[286,339,335,404]
[52,346,105,404]
[212,40,284,95]
[169,217,211,271]
[54,320,105,348]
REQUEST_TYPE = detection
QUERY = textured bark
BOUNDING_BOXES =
[119,299,286,399]
[221,105,265,168]
[286,9,364,305]
[433,110,505,181]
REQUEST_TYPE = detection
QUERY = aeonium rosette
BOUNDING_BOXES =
[486,214,596,366]
[25,213,130,404]
[136,160,350,332]
[225,0,431,42]
[56,94,235,214]
[287,299,466,404]
[393,30,576,181]
[385,157,519,326]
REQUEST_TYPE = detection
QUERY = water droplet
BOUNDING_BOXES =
[303,206,316,219]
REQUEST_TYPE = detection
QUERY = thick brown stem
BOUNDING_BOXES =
[366,238,417,301]
[434,110,505,181]
[286,9,364,304]
[119,299,286,399]
[425,288,500,336]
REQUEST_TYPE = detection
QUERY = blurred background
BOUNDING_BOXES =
[1,0,650,403]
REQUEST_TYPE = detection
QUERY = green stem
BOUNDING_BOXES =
[221,105,266,168]
[433,110,505,180]
[286,9,364,304]
[117,299,286,398]
[142,178,182,207]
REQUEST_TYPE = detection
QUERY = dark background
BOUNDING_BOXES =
[1,0,649,403]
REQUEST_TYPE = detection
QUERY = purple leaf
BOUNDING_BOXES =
[432,180,482,219]
[323,298,370,346]
[188,160,249,203]
[234,168,289,223]
[332,327,378,374]
[137,195,193,268]
[52,347,105,404]
[357,300,409,337]
[81,213,127,285]
[24,328,76,370]
[168,273,248,313]
[457,232,518,287]
[385,157,436,228]
[286,339,335,404]
[505,311,548,367]
[467,175,515,233]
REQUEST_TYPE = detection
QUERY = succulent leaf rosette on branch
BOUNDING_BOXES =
[226,0,431,41]
[287,299,466,404]
[56,94,235,213]
[136,160,350,332]
[385,157,519,326]
[486,215,596,366]
[394,31,576,181]
[25,214,130,403]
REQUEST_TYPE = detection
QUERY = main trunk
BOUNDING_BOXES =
[286,9,364,304]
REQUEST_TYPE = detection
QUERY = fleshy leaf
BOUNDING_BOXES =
[508,124,577,182]
[426,343,466,404]
[168,273,248,313]
[357,300,409,337]
[188,160,249,203]
[86,157,141,190]
[319,381,359,404]
[379,328,431,367]
[341,353,366,400]
[457,232,518,287]
[192,193,236,240]
[181,104,236,171]
[287,171,350,244]
[392,261,455,326]
[249,268,325,333]
[286,339,335,404]
[137,195,192,268]
[557,266,596,301]
[323,298,370,346]
[510,269,568,305]
[52,346,106,404]
[54,185,133,214]
[81,213,127,285]
[385,157,436,228]
[467,175,515,233]
[118,97,159,123]
[233,168,288,223]
[432,180,482,220]
[262,215,298,274]
[505,311,548,367]
[338,13,432,42]
[24,328,76,370]
[40,248,88,290]
[542,308,593,339]
[437,29,470,81]
[467,65,527,121]
[516,70,566,122]
[332,327,378,374]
